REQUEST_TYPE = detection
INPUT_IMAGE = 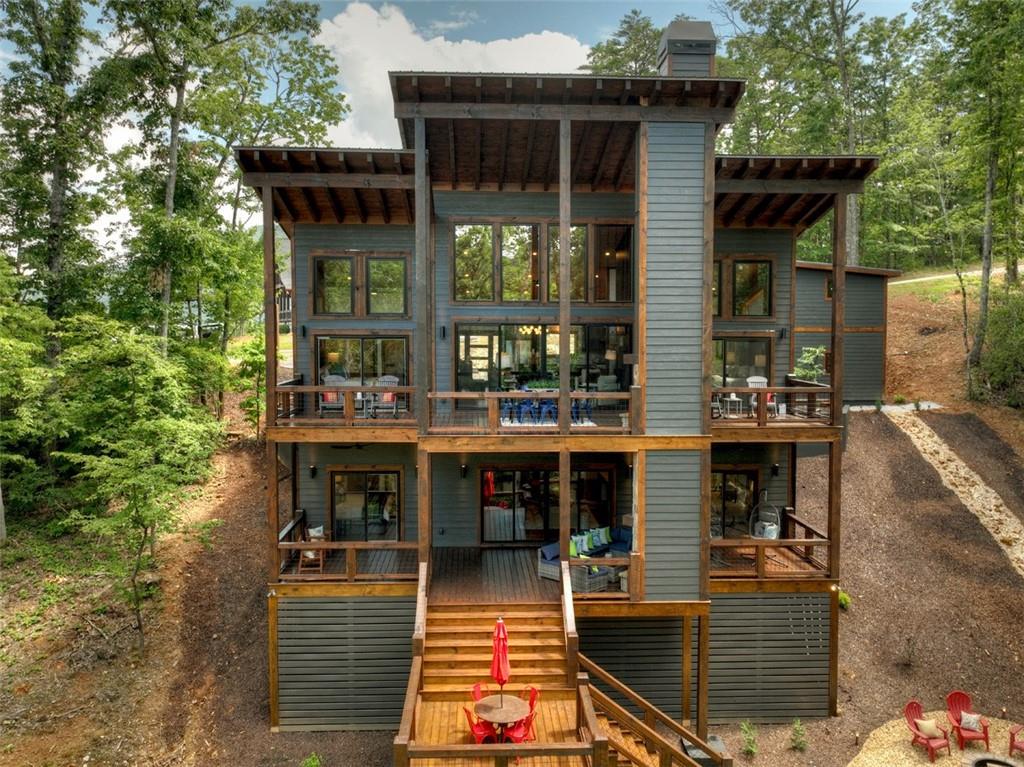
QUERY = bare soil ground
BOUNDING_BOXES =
[714,412,1024,766]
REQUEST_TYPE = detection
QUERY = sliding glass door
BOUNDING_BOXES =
[329,470,400,541]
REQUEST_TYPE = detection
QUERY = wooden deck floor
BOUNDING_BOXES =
[413,692,585,767]
[279,548,417,579]
[430,548,561,603]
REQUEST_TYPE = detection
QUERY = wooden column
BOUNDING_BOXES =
[290,442,298,514]
[828,584,840,716]
[417,447,431,566]
[831,193,847,423]
[682,615,693,725]
[414,118,431,433]
[697,613,709,740]
[559,449,571,560]
[558,119,571,434]
[828,438,841,578]
[701,120,715,436]
[635,123,648,431]
[267,590,279,729]
[266,439,279,582]
[262,185,277,432]
[632,450,646,600]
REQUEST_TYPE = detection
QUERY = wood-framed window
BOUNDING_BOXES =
[712,254,775,320]
[480,465,615,544]
[712,333,773,387]
[824,275,834,301]
[452,219,633,306]
[327,466,402,542]
[311,250,410,318]
[315,334,410,386]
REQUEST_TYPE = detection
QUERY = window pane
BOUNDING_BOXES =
[584,324,631,391]
[456,324,499,391]
[454,224,494,301]
[500,324,544,387]
[333,472,366,540]
[483,469,520,542]
[712,340,725,387]
[722,338,770,384]
[712,261,721,316]
[594,225,632,302]
[366,472,399,541]
[544,325,583,383]
[318,338,361,384]
[368,258,406,314]
[362,337,407,385]
[501,224,541,301]
[520,470,551,542]
[573,470,612,531]
[314,258,353,314]
[733,261,771,316]
[548,225,586,301]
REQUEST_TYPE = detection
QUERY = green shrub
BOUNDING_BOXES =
[893,393,907,405]
[980,289,1024,407]
[792,346,827,383]
[790,718,808,751]
[740,720,758,758]
[874,399,883,412]
[279,323,291,335]
[838,590,851,611]
[913,399,921,411]
[300,754,322,767]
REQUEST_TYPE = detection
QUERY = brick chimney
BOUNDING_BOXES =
[657,20,717,77]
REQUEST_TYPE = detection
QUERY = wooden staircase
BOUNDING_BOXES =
[422,601,572,697]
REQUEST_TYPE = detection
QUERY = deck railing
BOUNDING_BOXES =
[273,381,416,426]
[395,563,427,766]
[711,378,833,426]
[579,653,732,767]
[709,536,830,580]
[427,387,640,435]
[561,561,579,685]
[277,538,419,581]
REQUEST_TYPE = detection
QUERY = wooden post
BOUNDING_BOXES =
[636,122,648,432]
[415,118,430,434]
[346,547,358,582]
[682,615,693,724]
[559,449,571,560]
[828,584,840,716]
[558,119,571,434]
[831,193,847,423]
[699,448,710,600]
[633,450,645,600]
[418,448,431,566]
[267,590,279,729]
[262,185,277,433]
[828,439,841,579]
[697,614,709,740]
[487,397,499,432]
[267,439,279,582]
[701,121,715,437]
[289,442,298,515]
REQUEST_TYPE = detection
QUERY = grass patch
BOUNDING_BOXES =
[890,273,982,303]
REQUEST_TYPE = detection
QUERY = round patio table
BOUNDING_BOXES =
[474,694,530,737]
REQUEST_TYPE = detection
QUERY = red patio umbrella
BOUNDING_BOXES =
[490,616,511,704]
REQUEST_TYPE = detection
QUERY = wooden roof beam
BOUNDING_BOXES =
[618,80,632,105]
[716,178,866,194]
[311,151,345,223]
[473,78,483,191]
[720,194,750,227]
[591,123,617,191]
[794,194,836,230]
[367,154,390,224]
[394,152,413,224]
[571,121,592,185]
[613,125,636,192]
[241,172,414,189]
[743,193,780,227]
[284,152,322,222]
[338,153,367,224]
[445,76,456,190]
[497,79,514,191]
[765,193,804,226]
[272,187,298,221]
[393,102,736,124]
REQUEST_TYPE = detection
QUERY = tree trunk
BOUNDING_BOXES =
[968,147,998,371]
[830,0,859,266]
[0,480,6,545]
[44,154,69,361]
[1008,186,1020,285]
[159,76,187,354]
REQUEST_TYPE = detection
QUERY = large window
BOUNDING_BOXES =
[548,224,587,301]
[712,337,771,387]
[313,252,408,316]
[710,468,758,538]
[480,467,614,543]
[594,225,632,302]
[317,336,408,386]
[330,469,400,541]
[732,260,772,317]
[314,257,353,315]
[454,224,494,301]
[500,224,541,301]
[455,323,632,392]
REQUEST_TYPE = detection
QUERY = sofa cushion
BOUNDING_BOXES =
[540,542,560,562]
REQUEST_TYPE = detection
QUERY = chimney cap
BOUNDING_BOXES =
[659,20,717,47]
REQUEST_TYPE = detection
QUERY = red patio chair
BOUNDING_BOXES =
[520,686,540,740]
[946,690,990,751]
[472,682,488,702]
[463,706,497,744]
[502,711,536,744]
[904,699,951,763]
[1010,724,1024,758]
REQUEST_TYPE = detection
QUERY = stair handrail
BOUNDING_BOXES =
[577,672,609,766]
[395,563,429,767]
[412,561,428,656]
[560,560,579,686]
[588,684,703,767]
[578,652,732,766]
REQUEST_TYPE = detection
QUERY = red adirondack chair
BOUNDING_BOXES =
[945,690,990,751]
[472,682,489,702]
[519,686,540,740]
[502,711,537,744]
[463,706,498,744]
[904,700,951,763]
[1010,724,1024,758]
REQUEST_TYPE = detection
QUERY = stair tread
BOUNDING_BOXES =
[424,652,567,662]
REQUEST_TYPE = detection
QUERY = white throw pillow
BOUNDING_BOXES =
[308,525,324,539]
[960,711,982,732]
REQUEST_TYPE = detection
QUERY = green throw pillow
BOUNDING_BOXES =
[569,538,577,557]
[600,527,612,545]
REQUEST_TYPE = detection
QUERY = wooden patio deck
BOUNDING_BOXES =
[430,548,561,603]
[278,547,417,579]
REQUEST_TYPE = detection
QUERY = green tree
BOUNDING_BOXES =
[583,9,663,76]
[235,335,268,440]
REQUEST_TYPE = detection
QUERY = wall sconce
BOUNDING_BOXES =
[300,324,307,338]
[460,464,468,479]
[771,463,780,477]
[779,327,787,340]
[440,325,447,340]
[309,465,317,479]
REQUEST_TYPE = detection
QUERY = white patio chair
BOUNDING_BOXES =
[369,374,401,418]
[745,376,778,418]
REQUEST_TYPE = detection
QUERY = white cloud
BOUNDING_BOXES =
[317,2,590,148]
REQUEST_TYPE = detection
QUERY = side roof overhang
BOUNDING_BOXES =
[390,72,745,192]
[796,260,901,278]
[234,146,417,234]
[714,155,879,233]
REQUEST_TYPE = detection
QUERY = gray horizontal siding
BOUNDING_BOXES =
[714,228,794,383]
[645,451,701,599]
[432,192,635,392]
[292,224,417,381]
[645,122,705,434]
[295,443,418,540]
[711,444,791,509]
[704,593,831,721]
[669,52,713,77]
[795,268,886,328]
[793,331,885,405]
[276,596,415,730]
[579,617,683,718]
